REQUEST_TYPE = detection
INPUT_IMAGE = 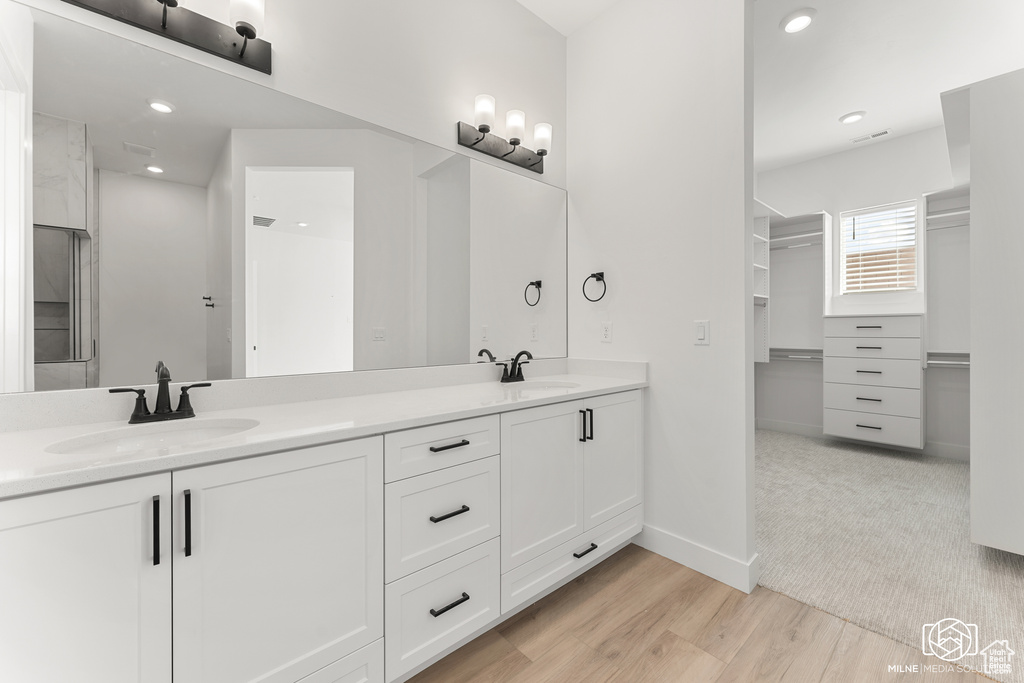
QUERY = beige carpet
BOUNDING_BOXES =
[756,430,1024,683]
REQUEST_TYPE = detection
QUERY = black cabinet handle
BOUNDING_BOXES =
[856,397,883,402]
[856,370,883,374]
[184,489,192,557]
[430,505,470,523]
[579,410,587,443]
[856,424,883,430]
[429,439,470,453]
[574,542,598,559]
[856,346,882,350]
[152,496,160,566]
[586,408,594,441]
[430,592,470,617]
[856,325,883,329]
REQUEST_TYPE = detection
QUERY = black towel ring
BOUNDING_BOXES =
[524,280,542,307]
[583,272,606,302]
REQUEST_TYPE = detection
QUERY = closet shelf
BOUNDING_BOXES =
[769,231,823,243]
[753,234,768,243]
[926,209,970,220]
[753,264,768,271]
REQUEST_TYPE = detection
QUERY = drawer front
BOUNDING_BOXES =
[824,383,921,419]
[501,504,642,615]
[385,415,500,482]
[385,538,500,680]
[296,639,383,683]
[824,337,921,361]
[824,409,923,449]
[823,357,922,389]
[385,457,500,582]
[824,316,922,338]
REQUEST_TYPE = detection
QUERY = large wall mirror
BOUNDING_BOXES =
[22,8,567,393]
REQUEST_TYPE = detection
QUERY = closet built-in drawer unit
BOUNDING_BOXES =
[383,417,502,681]
[823,315,924,449]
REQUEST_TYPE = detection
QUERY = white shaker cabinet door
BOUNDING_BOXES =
[0,473,172,683]
[500,400,585,571]
[583,390,643,530]
[172,437,384,683]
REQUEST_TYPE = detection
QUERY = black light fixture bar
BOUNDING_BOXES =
[457,122,544,174]
[59,0,272,74]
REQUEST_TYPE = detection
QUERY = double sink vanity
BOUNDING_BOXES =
[0,366,645,683]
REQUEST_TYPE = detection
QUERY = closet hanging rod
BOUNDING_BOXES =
[770,242,818,251]
[925,223,969,232]
[769,231,823,243]
[926,209,970,220]
[927,360,970,367]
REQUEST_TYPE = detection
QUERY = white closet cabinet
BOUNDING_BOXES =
[173,437,384,683]
[0,474,173,683]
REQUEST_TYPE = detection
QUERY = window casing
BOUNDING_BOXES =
[839,200,917,294]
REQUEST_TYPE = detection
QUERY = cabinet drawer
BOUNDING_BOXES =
[824,383,921,419]
[823,357,922,389]
[824,409,923,449]
[824,316,921,338]
[385,457,500,582]
[824,337,921,360]
[385,538,500,681]
[296,639,383,683]
[501,504,642,615]
[385,415,500,482]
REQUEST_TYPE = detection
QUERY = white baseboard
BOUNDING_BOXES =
[755,418,823,438]
[636,524,760,594]
[925,440,970,461]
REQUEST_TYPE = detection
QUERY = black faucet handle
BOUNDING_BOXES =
[109,387,146,396]
[176,383,211,417]
[495,362,510,382]
[109,387,152,422]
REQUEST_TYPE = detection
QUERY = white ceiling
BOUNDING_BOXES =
[514,0,621,37]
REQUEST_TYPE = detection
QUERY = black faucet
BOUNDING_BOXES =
[501,350,533,383]
[477,348,496,362]
[109,362,211,424]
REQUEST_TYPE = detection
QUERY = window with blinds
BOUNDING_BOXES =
[840,200,918,293]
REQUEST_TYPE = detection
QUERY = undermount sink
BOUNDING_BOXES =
[512,380,581,390]
[45,418,260,457]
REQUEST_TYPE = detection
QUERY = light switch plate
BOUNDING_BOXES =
[481,325,489,342]
[372,327,387,342]
[694,320,710,345]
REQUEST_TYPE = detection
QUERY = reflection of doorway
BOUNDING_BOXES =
[245,168,354,378]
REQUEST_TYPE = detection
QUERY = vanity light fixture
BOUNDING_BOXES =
[146,165,165,174]
[780,8,816,33]
[457,99,550,174]
[148,99,175,114]
[57,0,271,74]
[840,111,867,124]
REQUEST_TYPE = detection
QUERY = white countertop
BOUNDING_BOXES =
[0,373,645,499]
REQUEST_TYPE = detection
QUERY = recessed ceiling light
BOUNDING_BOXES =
[839,111,867,124]
[780,8,816,33]
[146,165,164,174]
[147,99,175,114]
[297,222,309,227]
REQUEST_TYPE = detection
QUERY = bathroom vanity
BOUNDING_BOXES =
[0,371,645,683]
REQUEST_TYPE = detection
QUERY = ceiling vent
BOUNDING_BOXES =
[123,141,156,157]
[851,129,892,144]
[252,216,277,228]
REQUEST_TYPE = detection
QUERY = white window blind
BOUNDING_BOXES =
[840,200,917,293]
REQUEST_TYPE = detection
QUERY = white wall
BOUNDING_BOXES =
[968,68,1024,555]
[97,170,207,387]
[567,0,757,592]
[205,137,232,380]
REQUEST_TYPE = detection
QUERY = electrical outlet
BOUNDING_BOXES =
[529,323,539,341]
[694,320,710,345]
[372,327,387,342]
[601,321,613,343]
[481,325,489,342]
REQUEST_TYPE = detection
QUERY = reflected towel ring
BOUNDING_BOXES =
[583,272,606,302]
[524,280,542,307]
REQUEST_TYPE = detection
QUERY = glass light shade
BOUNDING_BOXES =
[230,0,265,36]
[506,110,526,146]
[475,95,495,133]
[534,123,552,155]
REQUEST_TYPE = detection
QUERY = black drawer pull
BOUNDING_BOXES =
[152,496,160,566]
[579,410,587,443]
[429,439,470,453]
[856,370,883,374]
[430,505,470,523]
[586,408,594,441]
[856,325,883,329]
[856,397,883,402]
[184,489,192,557]
[573,542,598,559]
[430,592,470,617]
[856,424,883,430]
[856,346,882,350]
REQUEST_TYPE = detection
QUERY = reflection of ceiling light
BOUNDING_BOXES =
[146,165,164,174]
[840,111,867,124]
[780,8,816,33]
[148,99,175,114]
[297,222,309,227]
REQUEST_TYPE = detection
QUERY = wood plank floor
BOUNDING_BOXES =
[410,544,993,683]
